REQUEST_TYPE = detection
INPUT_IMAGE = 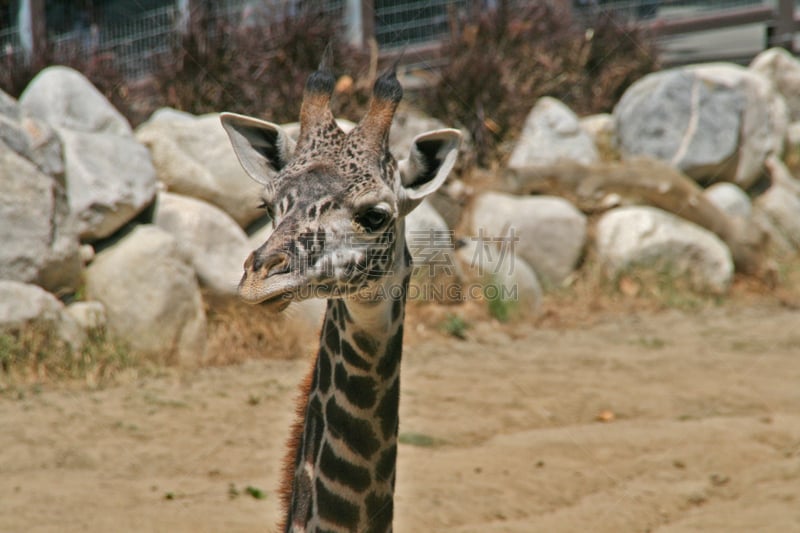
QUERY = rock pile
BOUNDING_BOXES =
[499,48,800,294]
[3,49,800,364]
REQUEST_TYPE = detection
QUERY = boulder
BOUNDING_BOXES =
[0,280,83,349]
[0,280,65,328]
[471,192,586,286]
[579,113,617,159]
[59,128,157,241]
[752,207,796,257]
[596,206,734,294]
[154,192,252,295]
[0,112,29,157]
[135,110,263,227]
[750,47,800,122]
[79,244,95,265]
[753,157,800,251]
[0,91,64,177]
[405,200,461,302]
[703,182,751,219]
[614,63,787,189]
[405,199,450,252]
[19,66,132,136]
[389,107,447,158]
[85,225,207,365]
[766,154,800,196]
[0,144,81,294]
[426,178,469,231]
[508,97,598,169]
[65,301,107,331]
[505,159,766,275]
[457,240,542,317]
[21,117,64,177]
[0,88,19,119]
[788,121,800,152]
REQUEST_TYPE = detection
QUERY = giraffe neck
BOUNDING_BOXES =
[282,249,410,533]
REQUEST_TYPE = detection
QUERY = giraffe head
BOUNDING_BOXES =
[221,57,461,311]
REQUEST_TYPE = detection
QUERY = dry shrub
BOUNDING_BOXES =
[149,6,372,125]
[1,6,374,128]
[422,2,659,166]
[0,43,134,120]
[203,294,318,366]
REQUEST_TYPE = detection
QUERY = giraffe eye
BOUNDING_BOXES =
[356,207,390,232]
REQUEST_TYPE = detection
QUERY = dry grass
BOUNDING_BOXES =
[203,293,317,366]
[0,325,135,392]
[2,255,797,392]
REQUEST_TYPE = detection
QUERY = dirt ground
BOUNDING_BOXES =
[2,298,800,533]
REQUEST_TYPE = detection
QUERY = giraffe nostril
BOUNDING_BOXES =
[249,251,290,277]
[243,252,255,271]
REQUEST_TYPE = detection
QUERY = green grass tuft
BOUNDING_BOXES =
[439,313,470,340]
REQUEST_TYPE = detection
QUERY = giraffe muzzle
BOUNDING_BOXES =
[239,250,295,309]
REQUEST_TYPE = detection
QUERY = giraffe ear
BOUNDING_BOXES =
[220,112,295,185]
[398,129,461,216]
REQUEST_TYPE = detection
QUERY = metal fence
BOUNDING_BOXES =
[0,23,21,61]
[3,0,799,81]
[55,5,180,79]
[374,0,467,48]
[579,0,767,21]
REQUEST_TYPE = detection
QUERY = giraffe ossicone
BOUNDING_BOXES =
[221,57,461,532]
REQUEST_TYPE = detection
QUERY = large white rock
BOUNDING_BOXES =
[751,207,795,256]
[471,192,587,286]
[389,107,447,159]
[596,206,734,294]
[0,280,84,348]
[0,88,19,119]
[59,128,157,241]
[703,182,752,219]
[508,97,599,169]
[405,199,451,259]
[154,192,252,295]
[0,89,64,178]
[19,66,132,136]
[136,110,265,227]
[404,200,462,302]
[753,157,800,251]
[457,239,542,317]
[0,145,81,294]
[750,47,800,122]
[21,116,64,177]
[579,113,617,159]
[0,111,29,157]
[0,280,66,328]
[614,63,787,189]
[85,225,207,365]
[65,301,107,331]
[789,120,800,144]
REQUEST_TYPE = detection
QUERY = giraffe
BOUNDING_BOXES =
[220,53,461,532]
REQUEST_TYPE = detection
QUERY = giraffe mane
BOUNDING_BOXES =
[277,360,316,531]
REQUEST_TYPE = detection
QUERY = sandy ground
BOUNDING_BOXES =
[1,301,800,533]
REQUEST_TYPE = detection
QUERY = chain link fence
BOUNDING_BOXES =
[2,0,797,81]
[374,0,467,48]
